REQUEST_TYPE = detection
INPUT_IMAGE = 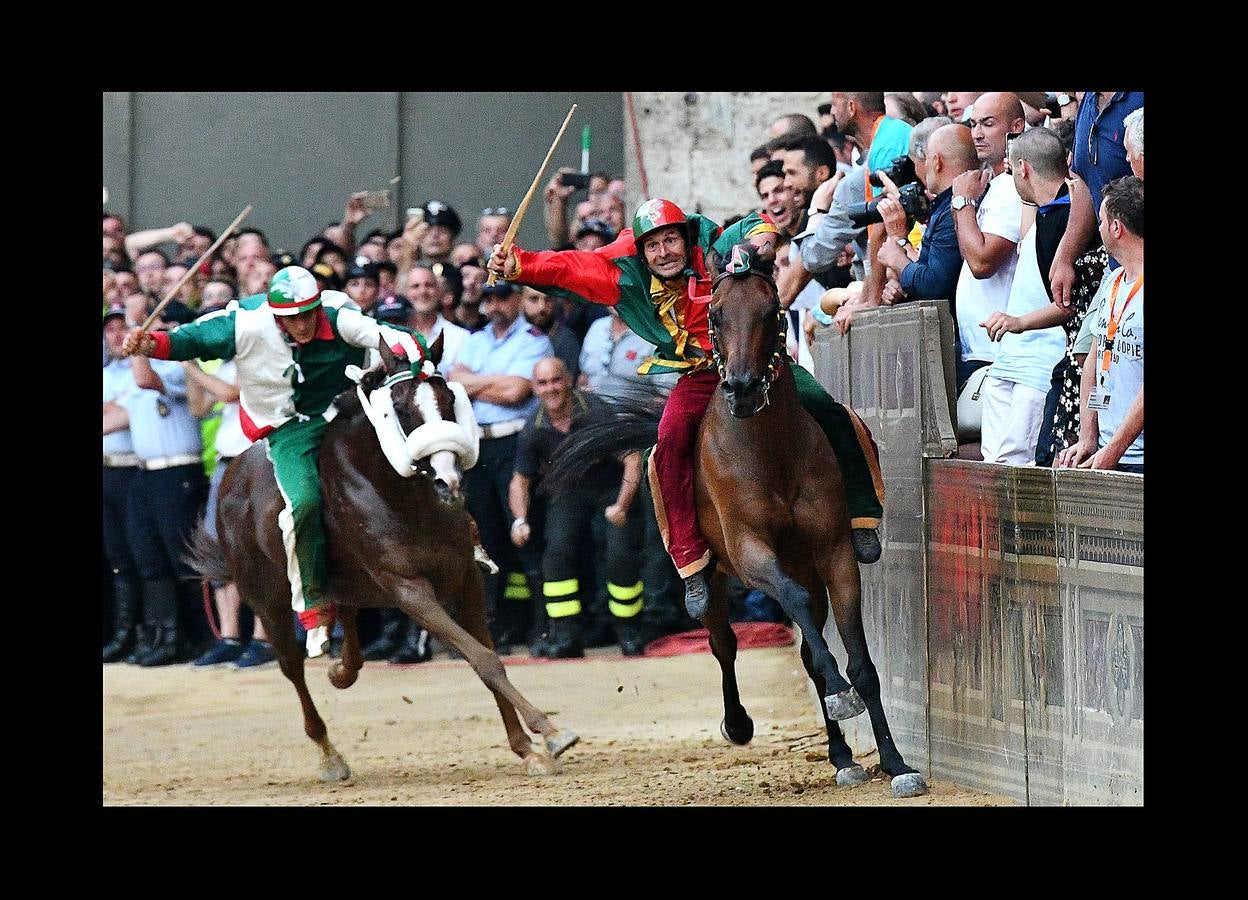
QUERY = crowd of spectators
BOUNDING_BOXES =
[103,90,1143,669]
[744,91,1143,475]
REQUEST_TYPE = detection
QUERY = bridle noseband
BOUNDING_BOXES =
[707,267,787,415]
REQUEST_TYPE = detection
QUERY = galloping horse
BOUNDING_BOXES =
[549,246,926,798]
[190,334,578,781]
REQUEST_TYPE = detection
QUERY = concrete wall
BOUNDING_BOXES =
[622,92,827,223]
[102,92,624,256]
[812,303,1143,805]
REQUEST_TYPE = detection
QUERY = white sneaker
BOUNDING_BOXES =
[306,624,330,658]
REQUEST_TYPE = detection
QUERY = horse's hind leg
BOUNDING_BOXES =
[257,607,351,782]
[705,570,752,745]
[396,575,578,768]
[817,540,927,798]
[328,605,362,690]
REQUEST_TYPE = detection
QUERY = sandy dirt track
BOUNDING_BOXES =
[103,642,1014,806]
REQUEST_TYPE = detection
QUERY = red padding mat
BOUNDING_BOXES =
[644,622,795,657]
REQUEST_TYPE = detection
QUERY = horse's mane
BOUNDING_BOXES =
[332,365,387,418]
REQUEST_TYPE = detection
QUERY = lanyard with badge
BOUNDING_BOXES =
[1088,270,1142,410]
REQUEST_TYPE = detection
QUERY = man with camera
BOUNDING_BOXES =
[949,92,1027,392]
[874,121,975,307]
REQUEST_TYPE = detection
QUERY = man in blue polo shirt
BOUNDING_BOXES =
[448,280,552,650]
[1049,91,1144,307]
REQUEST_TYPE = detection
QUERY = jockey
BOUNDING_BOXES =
[122,265,435,658]
[488,199,885,618]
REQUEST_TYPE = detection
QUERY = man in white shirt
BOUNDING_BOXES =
[403,264,469,372]
[950,91,1027,391]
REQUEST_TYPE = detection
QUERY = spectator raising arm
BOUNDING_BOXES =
[125,222,193,261]
[950,168,1016,278]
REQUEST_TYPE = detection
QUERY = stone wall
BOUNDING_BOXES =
[622,92,827,224]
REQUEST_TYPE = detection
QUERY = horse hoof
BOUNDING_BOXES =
[328,661,358,690]
[836,765,871,787]
[318,754,351,782]
[719,716,754,745]
[524,753,559,776]
[545,729,580,759]
[891,773,928,798]
[824,687,866,721]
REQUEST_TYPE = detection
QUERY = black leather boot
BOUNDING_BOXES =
[852,528,882,564]
[137,579,183,667]
[387,620,432,664]
[102,575,141,663]
[543,616,585,659]
[362,608,406,661]
[613,617,650,657]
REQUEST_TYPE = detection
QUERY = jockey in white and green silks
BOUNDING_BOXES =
[126,266,427,658]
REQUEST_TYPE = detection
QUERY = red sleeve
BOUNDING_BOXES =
[513,247,624,306]
[595,228,637,259]
[151,331,172,359]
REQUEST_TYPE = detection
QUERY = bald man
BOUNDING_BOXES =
[509,357,647,659]
[948,91,1026,391]
[875,124,979,307]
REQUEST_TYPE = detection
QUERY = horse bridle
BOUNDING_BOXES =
[707,268,787,414]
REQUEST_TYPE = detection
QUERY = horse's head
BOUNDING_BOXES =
[707,242,785,418]
[360,331,479,503]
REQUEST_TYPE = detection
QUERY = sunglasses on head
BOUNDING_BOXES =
[481,207,511,217]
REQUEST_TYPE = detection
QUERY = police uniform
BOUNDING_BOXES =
[456,315,552,646]
[119,357,208,665]
[102,353,142,662]
[515,390,646,657]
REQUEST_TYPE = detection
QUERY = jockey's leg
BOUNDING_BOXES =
[265,417,336,657]
[648,369,719,617]
[790,364,885,564]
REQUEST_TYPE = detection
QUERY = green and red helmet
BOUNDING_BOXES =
[632,198,688,244]
[267,266,323,316]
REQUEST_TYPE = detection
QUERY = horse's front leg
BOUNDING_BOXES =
[728,531,859,719]
[703,569,753,744]
[328,604,361,689]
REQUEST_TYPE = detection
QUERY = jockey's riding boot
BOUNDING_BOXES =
[851,528,882,564]
[682,570,710,620]
[543,615,585,660]
[388,620,433,664]
[102,576,141,663]
[613,618,650,657]
[306,624,331,658]
[362,608,406,661]
[137,579,183,667]
[474,544,500,575]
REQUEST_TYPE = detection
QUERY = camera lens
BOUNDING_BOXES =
[847,199,884,229]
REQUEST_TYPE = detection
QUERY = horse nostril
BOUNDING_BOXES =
[723,375,754,395]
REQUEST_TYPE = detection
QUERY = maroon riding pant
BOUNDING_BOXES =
[648,369,719,578]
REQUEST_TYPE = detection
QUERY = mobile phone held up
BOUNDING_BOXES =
[360,190,391,213]
[558,171,592,191]
[406,207,425,224]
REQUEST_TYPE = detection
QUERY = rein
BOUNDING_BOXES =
[707,267,787,415]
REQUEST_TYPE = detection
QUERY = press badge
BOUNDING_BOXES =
[1088,387,1111,411]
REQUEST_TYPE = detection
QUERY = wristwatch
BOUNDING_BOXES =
[951,195,972,211]
[809,207,828,216]
[1057,93,1073,108]
[895,238,909,249]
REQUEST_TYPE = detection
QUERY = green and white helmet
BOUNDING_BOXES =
[267,266,322,316]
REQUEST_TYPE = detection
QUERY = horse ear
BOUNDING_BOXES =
[427,330,444,367]
[377,335,399,372]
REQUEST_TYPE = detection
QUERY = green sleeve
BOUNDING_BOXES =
[710,212,771,257]
[166,310,237,361]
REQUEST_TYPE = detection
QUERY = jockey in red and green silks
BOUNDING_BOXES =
[488,199,884,618]
[124,266,430,658]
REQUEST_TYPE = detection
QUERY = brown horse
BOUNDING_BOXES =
[548,246,925,798]
[189,334,578,781]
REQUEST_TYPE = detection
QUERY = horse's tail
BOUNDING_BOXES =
[184,519,234,585]
[543,394,664,496]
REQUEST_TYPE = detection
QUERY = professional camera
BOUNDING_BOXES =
[869,155,917,189]
[847,181,932,229]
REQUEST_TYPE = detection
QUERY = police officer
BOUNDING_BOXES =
[447,281,552,651]
[102,303,143,662]
[509,357,647,658]
[120,313,208,666]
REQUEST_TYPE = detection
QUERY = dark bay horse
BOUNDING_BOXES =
[548,246,925,798]
[190,334,578,781]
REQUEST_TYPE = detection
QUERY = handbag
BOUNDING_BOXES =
[956,364,992,443]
